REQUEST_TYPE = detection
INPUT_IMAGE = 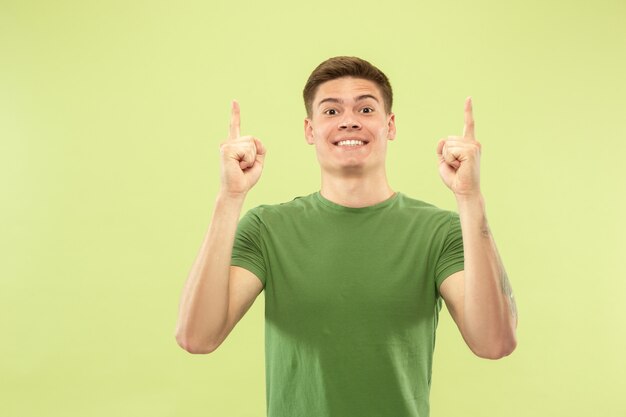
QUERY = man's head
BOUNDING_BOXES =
[303,56,393,118]
[302,57,396,176]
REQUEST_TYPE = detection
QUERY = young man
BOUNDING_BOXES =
[175,56,518,417]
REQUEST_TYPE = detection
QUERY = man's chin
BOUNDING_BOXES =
[321,162,370,177]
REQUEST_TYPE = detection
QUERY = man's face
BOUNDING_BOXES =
[304,77,396,176]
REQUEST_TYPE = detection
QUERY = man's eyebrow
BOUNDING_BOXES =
[355,94,380,103]
[317,97,341,107]
[317,94,380,108]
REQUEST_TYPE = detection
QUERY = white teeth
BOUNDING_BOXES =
[336,140,365,146]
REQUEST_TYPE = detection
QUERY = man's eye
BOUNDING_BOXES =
[361,107,373,113]
[325,109,337,115]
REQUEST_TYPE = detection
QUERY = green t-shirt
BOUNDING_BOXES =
[231,191,464,417]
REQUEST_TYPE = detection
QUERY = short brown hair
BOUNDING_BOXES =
[303,56,393,117]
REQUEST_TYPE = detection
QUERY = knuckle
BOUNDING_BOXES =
[242,142,254,154]
[236,136,250,144]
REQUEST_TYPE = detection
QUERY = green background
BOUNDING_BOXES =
[2,0,625,416]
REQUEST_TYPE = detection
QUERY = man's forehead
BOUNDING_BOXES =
[314,77,383,104]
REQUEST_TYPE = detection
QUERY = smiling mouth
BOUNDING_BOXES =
[334,139,368,147]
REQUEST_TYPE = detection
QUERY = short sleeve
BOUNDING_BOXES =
[231,208,266,287]
[434,211,465,292]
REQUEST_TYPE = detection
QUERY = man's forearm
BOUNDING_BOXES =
[175,192,246,353]
[456,193,517,358]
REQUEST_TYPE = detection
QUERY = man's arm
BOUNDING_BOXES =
[174,100,266,354]
[436,97,517,359]
[439,194,517,359]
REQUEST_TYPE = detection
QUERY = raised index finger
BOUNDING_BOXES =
[228,99,240,140]
[462,96,475,140]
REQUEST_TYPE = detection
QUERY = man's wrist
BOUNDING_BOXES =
[216,190,247,209]
[454,192,491,241]
[455,192,485,209]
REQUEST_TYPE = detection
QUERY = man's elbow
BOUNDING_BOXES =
[471,334,517,360]
[174,332,218,355]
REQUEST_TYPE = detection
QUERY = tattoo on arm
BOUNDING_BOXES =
[499,265,518,320]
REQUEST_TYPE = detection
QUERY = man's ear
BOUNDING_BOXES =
[304,118,315,145]
[386,113,396,140]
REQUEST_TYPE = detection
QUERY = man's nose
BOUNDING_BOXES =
[338,113,361,130]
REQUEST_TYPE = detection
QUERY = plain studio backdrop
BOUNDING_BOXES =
[1,0,625,416]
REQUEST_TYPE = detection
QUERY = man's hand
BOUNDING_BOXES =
[219,100,266,197]
[436,97,481,198]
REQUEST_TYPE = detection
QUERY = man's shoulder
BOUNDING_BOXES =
[244,192,318,217]
[396,192,456,217]
[397,192,438,209]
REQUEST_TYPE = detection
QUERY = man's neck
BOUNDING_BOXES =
[319,170,395,208]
